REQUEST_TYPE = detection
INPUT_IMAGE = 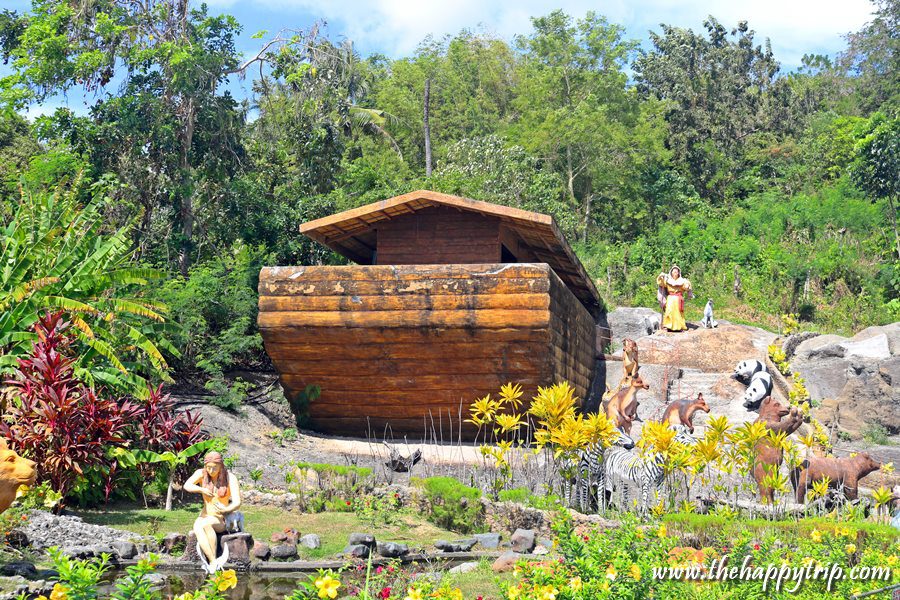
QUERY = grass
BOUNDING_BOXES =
[443,558,512,598]
[663,512,900,549]
[75,503,462,560]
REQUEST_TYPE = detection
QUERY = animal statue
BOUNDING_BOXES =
[792,452,883,503]
[662,393,710,434]
[701,299,718,328]
[731,359,766,383]
[0,438,37,514]
[572,428,635,513]
[602,375,633,404]
[741,371,774,409]
[602,426,697,513]
[622,339,639,378]
[751,397,804,503]
[606,376,649,434]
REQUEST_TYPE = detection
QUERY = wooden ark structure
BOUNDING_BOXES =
[258,190,602,438]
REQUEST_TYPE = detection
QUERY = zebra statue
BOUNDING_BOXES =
[603,427,698,514]
[569,428,635,513]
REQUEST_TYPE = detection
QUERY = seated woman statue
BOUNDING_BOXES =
[656,265,693,332]
[183,451,242,573]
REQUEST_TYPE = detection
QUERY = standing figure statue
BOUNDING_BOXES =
[184,452,242,573]
[656,265,693,332]
[701,299,718,328]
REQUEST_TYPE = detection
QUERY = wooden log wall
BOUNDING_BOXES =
[375,206,501,265]
[258,263,596,439]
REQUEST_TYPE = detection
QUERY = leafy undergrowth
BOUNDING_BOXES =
[75,503,461,559]
[664,511,900,549]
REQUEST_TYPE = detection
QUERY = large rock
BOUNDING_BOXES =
[492,551,520,573]
[473,533,501,549]
[601,307,662,349]
[252,541,271,561]
[377,542,409,558]
[271,543,298,560]
[299,534,321,550]
[794,323,900,437]
[434,539,477,552]
[161,533,187,554]
[111,541,138,560]
[348,533,376,549]
[221,533,253,564]
[343,544,370,559]
[510,529,536,553]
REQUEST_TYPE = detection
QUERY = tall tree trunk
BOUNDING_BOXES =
[165,469,175,511]
[423,78,432,177]
[888,195,900,260]
[178,98,196,277]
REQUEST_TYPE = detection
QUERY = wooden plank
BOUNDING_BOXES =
[258,293,549,313]
[260,263,548,283]
[259,276,552,298]
[263,340,548,360]
[259,326,550,345]
[258,309,549,330]
[272,357,541,377]
[279,373,544,391]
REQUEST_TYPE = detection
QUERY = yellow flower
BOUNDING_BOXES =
[629,564,642,581]
[35,597,48,600]
[50,584,68,600]
[846,544,857,554]
[314,574,341,599]
[658,524,667,538]
[568,576,583,590]
[601,581,611,592]
[810,530,822,542]
[507,586,521,599]
[839,527,851,537]
[216,569,238,592]
[404,587,424,600]
[537,585,558,600]
[887,555,898,566]
[174,594,194,600]
[606,564,617,580]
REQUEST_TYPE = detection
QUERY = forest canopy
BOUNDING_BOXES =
[0,0,897,394]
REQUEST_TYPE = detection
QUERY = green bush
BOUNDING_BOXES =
[414,476,484,533]
[498,487,531,504]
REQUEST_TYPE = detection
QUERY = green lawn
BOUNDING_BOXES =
[75,504,464,559]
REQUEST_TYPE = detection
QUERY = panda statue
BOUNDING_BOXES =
[731,359,766,384]
[741,371,774,409]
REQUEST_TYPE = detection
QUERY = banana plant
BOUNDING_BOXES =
[0,173,173,395]
[133,438,225,511]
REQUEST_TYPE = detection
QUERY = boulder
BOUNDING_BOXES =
[510,529,536,553]
[111,541,138,560]
[602,307,662,349]
[271,528,301,544]
[434,539,477,552]
[448,562,479,574]
[299,534,321,550]
[473,533,501,549]
[376,542,409,558]
[221,533,253,564]
[161,532,187,554]
[348,533,376,549]
[271,543,298,560]
[252,541,271,561]
[0,562,37,578]
[343,544,371,559]
[794,323,900,438]
[492,551,520,573]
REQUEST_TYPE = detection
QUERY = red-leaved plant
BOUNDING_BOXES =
[0,312,139,505]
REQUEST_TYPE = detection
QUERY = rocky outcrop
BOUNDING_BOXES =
[794,324,900,438]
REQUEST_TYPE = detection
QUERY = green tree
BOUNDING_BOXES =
[851,113,900,259]
[513,10,656,242]
[635,18,797,201]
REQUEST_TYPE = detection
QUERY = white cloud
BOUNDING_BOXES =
[221,0,874,68]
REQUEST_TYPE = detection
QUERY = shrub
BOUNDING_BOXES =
[862,423,890,446]
[414,476,484,533]
[0,313,139,504]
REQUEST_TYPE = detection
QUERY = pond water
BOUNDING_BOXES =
[104,570,310,600]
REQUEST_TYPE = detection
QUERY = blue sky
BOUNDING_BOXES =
[7,0,876,118]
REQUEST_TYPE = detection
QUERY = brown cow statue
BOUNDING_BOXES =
[606,375,649,434]
[662,393,710,434]
[0,438,37,514]
[751,397,804,503]
[792,452,882,503]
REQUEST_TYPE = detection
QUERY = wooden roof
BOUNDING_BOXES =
[300,190,601,311]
